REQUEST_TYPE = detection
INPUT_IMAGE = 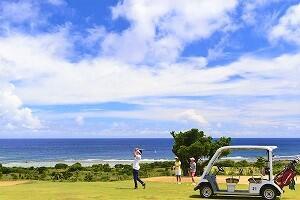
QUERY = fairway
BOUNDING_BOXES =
[0,181,299,200]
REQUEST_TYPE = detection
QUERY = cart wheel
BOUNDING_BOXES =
[261,186,277,200]
[200,184,213,198]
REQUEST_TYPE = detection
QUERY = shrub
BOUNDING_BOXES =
[84,173,94,182]
[55,163,68,169]
[68,163,82,172]
[102,164,111,172]
[99,174,110,181]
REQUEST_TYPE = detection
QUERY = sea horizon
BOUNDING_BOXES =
[1,138,300,168]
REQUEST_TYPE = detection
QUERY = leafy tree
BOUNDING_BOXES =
[171,128,231,174]
[254,157,266,168]
[55,163,68,169]
[68,162,82,172]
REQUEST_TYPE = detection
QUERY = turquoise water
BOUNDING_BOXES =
[0,138,299,166]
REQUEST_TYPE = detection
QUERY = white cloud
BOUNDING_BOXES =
[0,31,299,105]
[177,109,208,125]
[0,0,300,137]
[75,116,84,126]
[103,0,238,64]
[47,0,66,6]
[5,123,15,130]
[242,0,272,25]
[269,3,300,44]
[0,83,41,129]
[0,1,39,24]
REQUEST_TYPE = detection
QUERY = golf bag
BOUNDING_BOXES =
[274,160,298,189]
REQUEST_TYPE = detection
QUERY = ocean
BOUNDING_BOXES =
[0,138,300,167]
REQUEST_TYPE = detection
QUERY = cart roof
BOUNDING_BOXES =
[218,145,278,151]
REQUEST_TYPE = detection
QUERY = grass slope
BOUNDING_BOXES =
[0,181,299,200]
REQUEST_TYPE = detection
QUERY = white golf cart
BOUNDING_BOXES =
[194,146,284,200]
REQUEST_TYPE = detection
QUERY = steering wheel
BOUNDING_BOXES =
[217,166,225,173]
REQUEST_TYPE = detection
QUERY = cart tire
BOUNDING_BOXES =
[261,186,277,200]
[199,184,213,198]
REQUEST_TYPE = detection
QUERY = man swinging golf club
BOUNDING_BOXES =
[133,148,146,189]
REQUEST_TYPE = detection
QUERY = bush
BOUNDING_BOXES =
[235,160,249,167]
[68,163,82,172]
[99,174,110,181]
[37,167,47,174]
[84,173,94,182]
[55,163,68,169]
[102,164,111,172]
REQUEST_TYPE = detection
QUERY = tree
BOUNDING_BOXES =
[171,128,231,175]
[68,162,82,172]
[55,163,68,169]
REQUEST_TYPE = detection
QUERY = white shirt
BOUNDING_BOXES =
[133,154,141,170]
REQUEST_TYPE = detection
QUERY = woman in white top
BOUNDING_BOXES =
[133,148,146,189]
[173,156,182,184]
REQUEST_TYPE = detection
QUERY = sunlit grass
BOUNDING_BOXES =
[0,181,298,200]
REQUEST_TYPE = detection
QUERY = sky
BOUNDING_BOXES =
[0,0,300,138]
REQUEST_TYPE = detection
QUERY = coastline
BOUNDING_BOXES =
[2,159,173,168]
[2,154,298,168]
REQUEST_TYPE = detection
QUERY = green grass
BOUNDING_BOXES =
[0,181,299,200]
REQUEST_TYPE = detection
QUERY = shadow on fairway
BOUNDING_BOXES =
[115,187,134,190]
[189,195,262,199]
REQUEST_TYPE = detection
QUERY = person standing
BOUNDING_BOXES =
[189,157,196,185]
[173,156,182,184]
[133,148,146,189]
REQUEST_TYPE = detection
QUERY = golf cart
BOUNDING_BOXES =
[194,146,299,200]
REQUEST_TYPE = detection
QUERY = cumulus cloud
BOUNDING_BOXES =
[0,0,299,137]
[8,51,298,104]
[178,109,208,125]
[0,1,39,24]
[269,3,300,44]
[103,0,238,64]
[0,83,41,129]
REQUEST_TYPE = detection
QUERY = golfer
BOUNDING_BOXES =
[133,148,146,189]
[173,156,182,184]
[189,157,196,185]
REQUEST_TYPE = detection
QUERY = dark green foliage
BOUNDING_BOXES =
[84,172,94,182]
[254,157,267,168]
[216,160,236,167]
[235,160,250,167]
[171,128,231,174]
[102,164,111,172]
[115,164,132,176]
[68,162,82,172]
[0,160,298,182]
[37,167,47,174]
[55,163,68,169]
[1,167,11,174]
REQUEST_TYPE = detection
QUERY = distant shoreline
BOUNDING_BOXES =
[2,155,297,168]
[1,138,300,168]
[2,159,173,168]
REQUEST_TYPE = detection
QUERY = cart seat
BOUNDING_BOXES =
[248,177,262,183]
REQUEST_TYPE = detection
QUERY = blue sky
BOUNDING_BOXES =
[0,0,300,138]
